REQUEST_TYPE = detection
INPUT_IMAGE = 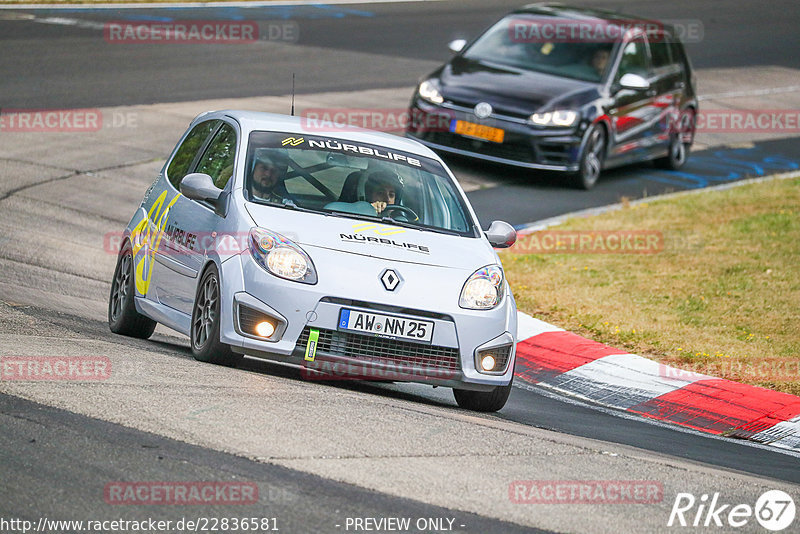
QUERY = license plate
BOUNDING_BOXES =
[338,309,434,344]
[451,120,505,143]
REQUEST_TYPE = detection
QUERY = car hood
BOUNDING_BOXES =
[244,202,498,270]
[436,56,599,116]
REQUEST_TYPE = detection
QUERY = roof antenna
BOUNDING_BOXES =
[290,73,296,116]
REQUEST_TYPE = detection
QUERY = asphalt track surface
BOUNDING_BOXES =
[2,0,799,228]
[1,0,799,108]
[1,393,539,534]
[1,1,800,532]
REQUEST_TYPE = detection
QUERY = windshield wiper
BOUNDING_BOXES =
[297,208,463,236]
[379,217,420,230]
[321,209,374,222]
[380,217,460,236]
[257,198,316,214]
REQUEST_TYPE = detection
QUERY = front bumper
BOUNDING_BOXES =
[222,251,517,391]
[407,98,583,172]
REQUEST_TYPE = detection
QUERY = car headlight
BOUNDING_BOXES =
[418,80,444,105]
[529,110,578,127]
[459,265,505,310]
[249,227,317,284]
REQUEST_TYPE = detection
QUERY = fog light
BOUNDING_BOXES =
[255,321,275,338]
[474,343,512,375]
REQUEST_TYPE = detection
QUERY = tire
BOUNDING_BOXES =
[108,242,157,339]
[570,124,606,190]
[655,109,694,170]
[453,380,513,412]
[190,264,242,367]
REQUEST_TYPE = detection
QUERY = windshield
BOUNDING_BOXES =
[463,15,616,82]
[245,132,477,236]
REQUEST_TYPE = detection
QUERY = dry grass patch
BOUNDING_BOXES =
[504,176,800,395]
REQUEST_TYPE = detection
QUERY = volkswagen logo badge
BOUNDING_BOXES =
[474,102,493,119]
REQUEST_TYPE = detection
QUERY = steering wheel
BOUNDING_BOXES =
[382,204,419,222]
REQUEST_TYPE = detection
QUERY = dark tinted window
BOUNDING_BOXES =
[462,15,615,83]
[648,36,673,69]
[616,37,650,79]
[167,120,218,189]
[195,123,237,190]
[669,40,689,69]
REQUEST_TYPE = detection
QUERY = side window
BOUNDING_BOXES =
[195,123,237,190]
[616,37,650,79]
[670,40,688,71]
[648,35,673,69]
[433,176,468,233]
[167,120,218,189]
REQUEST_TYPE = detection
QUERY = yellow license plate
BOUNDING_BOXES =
[452,120,505,143]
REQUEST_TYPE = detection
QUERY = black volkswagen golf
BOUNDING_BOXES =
[406,3,698,189]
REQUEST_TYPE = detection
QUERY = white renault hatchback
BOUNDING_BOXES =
[108,111,518,411]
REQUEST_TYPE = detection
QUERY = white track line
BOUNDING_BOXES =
[699,85,800,101]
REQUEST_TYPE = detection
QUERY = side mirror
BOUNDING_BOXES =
[448,39,467,54]
[618,73,650,91]
[180,173,225,214]
[485,220,517,248]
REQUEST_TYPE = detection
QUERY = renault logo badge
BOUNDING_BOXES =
[380,269,401,291]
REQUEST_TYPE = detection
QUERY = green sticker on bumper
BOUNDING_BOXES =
[304,328,320,362]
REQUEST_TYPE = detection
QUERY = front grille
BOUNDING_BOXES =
[420,130,539,164]
[296,327,461,371]
[445,100,530,122]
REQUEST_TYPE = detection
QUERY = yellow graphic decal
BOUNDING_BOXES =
[130,190,181,296]
[352,223,406,236]
[281,137,304,146]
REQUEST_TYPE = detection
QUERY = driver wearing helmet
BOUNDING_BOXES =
[364,170,403,215]
[251,152,289,203]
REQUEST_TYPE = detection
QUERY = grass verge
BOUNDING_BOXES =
[504,174,800,395]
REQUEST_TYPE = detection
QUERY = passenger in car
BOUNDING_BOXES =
[591,47,611,77]
[365,171,403,215]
